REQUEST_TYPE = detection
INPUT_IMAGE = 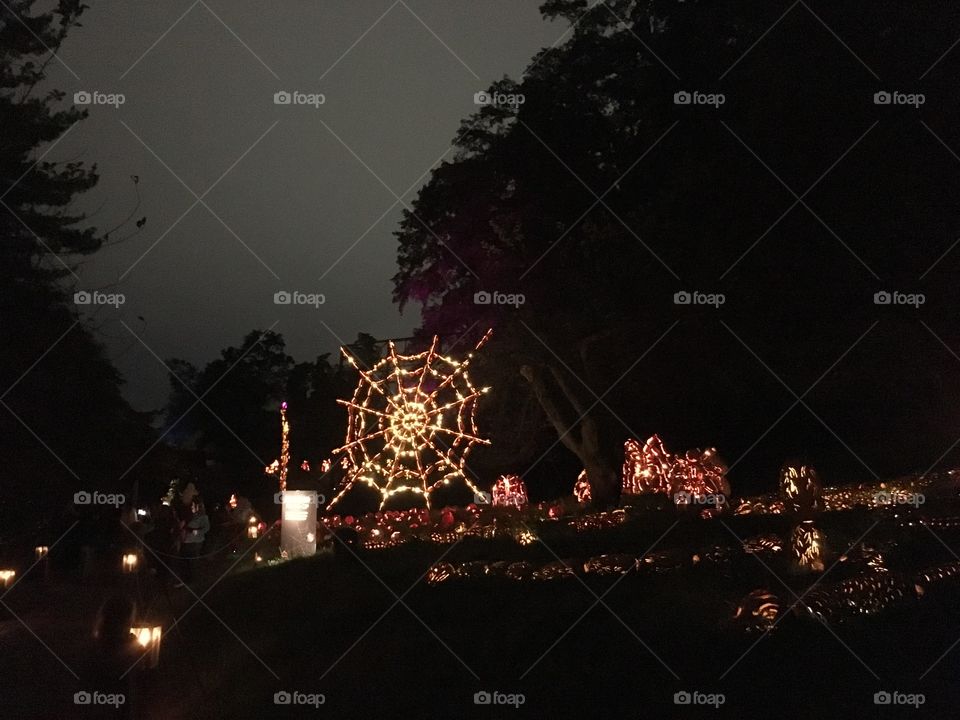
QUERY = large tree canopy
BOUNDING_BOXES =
[394,0,960,503]
[164,330,350,500]
[0,0,155,534]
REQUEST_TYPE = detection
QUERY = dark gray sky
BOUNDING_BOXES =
[49,1,563,411]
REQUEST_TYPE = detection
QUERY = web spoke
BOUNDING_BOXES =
[330,332,492,510]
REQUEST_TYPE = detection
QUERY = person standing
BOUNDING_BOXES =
[175,497,209,587]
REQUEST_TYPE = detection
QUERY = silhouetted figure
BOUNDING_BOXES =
[145,504,180,588]
[90,594,140,719]
[176,497,209,586]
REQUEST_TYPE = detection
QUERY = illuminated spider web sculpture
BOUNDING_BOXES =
[328,331,492,510]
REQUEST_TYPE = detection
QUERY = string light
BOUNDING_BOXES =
[328,331,492,510]
[492,475,528,509]
[265,401,291,493]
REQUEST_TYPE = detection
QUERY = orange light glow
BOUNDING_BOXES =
[328,331,492,510]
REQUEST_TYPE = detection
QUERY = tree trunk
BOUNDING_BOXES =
[520,363,621,508]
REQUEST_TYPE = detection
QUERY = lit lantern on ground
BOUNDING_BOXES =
[0,570,15,588]
[130,625,162,669]
[121,553,139,574]
[35,546,51,580]
[622,436,673,495]
[671,447,730,506]
[247,518,260,539]
[780,464,823,517]
[573,471,592,504]
[281,490,318,558]
[492,475,529,510]
[791,520,826,573]
[621,436,729,505]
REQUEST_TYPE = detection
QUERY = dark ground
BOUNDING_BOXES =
[4,507,960,719]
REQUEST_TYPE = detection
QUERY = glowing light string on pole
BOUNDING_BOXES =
[328,331,493,510]
[265,401,291,493]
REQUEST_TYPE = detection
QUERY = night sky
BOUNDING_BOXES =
[52,1,562,411]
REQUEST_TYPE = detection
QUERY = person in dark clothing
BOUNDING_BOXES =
[89,594,140,719]
[176,496,209,587]
[144,504,180,587]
